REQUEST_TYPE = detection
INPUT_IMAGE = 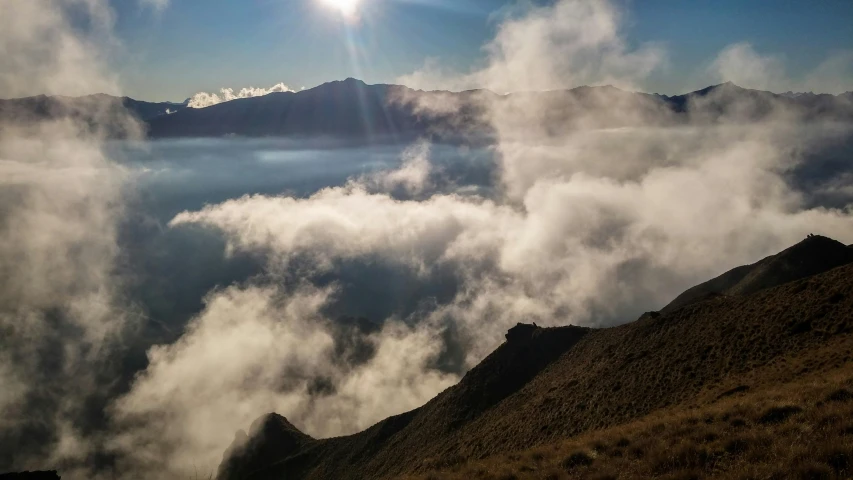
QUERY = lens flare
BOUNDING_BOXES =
[319,0,360,17]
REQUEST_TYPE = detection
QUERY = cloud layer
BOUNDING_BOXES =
[398,0,665,94]
[1,1,852,479]
[0,0,141,474]
[139,2,853,476]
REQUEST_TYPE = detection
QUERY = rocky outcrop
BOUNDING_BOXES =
[505,322,538,342]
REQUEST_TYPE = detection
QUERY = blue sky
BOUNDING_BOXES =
[112,0,853,101]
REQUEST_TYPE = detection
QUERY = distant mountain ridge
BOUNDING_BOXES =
[216,235,853,480]
[145,79,853,139]
[2,80,852,139]
[0,93,187,125]
[147,78,433,140]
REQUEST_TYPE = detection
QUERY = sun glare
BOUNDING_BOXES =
[319,0,360,17]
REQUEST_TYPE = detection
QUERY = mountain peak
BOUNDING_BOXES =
[662,234,853,313]
[255,413,307,435]
[709,81,743,91]
[328,77,368,87]
[217,413,314,480]
[306,77,370,94]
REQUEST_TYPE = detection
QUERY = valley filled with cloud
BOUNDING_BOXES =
[0,0,852,479]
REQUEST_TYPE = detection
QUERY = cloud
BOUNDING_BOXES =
[187,83,295,108]
[157,3,853,476]
[397,0,666,93]
[804,51,853,94]
[361,141,436,196]
[2,0,853,479]
[0,0,120,98]
[168,126,853,362]
[711,42,853,94]
[108,284,456,478]
[711,43,787,92]
[0,0,141,474]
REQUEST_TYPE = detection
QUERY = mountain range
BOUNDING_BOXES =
[0,93,184,124]
[215,235,853,480]
[1,80,852,140]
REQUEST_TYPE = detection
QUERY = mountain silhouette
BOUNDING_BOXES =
[5,81,852,140]
[218,413,315,480]
[0,93,185,126]
[145,78,433,140]
[144,81,853,138]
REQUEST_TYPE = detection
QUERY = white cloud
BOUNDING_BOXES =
[187,83,295,108]
[397,0,666,93]
[2,1,853,479]
[159,5,853,476]
[0,0,120,97]
[362,141,435,195]
[711,42,853,94]
[108,285,456,478]
[0,0,140,474]
[103,0,853,474]
[711,42,787,92]
[168,125,853,365]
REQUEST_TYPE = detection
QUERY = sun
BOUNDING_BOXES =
[319,0,360,17]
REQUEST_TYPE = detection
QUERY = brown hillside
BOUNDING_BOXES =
[661,235,853,313]
[220,237,853,480]
[406,343,853,479]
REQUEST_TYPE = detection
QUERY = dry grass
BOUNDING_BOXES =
[401,363,853,479]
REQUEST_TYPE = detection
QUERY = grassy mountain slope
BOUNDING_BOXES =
[219,236,853,480]
[407,341,853,479]
[661,235,853,313]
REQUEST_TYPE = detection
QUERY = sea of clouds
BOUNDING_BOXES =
[1,0,852,479]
